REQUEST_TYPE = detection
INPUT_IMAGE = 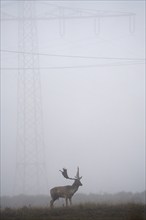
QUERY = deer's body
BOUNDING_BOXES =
[50,171,82,207]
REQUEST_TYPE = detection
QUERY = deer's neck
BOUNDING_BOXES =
[72,181,79,191]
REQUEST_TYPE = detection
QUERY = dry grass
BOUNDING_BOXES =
[1,203,145,220]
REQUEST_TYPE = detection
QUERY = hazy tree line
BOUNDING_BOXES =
[0,191,145,208]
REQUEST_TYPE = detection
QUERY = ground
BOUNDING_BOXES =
[1,203,145,220]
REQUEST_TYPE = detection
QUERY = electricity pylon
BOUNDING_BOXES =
[15,1,47,195]
[1,1,136,195]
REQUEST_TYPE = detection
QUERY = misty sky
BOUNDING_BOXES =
[1,0,145,196]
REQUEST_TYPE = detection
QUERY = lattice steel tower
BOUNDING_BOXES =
[15,1,47,195]
[1,1,136,195]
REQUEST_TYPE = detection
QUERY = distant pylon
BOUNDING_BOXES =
[15,1,48,195]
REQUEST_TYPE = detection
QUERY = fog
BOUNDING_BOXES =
[1,1,145,196]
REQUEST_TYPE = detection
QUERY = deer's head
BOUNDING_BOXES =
[59,166,83,186]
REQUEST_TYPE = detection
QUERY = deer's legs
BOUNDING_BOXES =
[69,198,72,206]
[50,199,54,208]
[65,197,68,206]
[50,197,57,208]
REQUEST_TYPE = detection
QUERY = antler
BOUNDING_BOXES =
[59,167,82,180]
[59,168,74,180]
[75,166,82,180]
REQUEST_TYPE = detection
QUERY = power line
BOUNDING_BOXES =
[1,62,144,70]
[38,1,135,17]
[1,49,145,61]
[1,1,135,18]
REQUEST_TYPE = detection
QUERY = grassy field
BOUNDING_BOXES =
[1,203,145,220]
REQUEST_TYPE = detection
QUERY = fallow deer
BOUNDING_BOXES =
[50,167,82,207]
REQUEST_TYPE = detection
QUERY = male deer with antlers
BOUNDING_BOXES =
[50,167,82,207]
